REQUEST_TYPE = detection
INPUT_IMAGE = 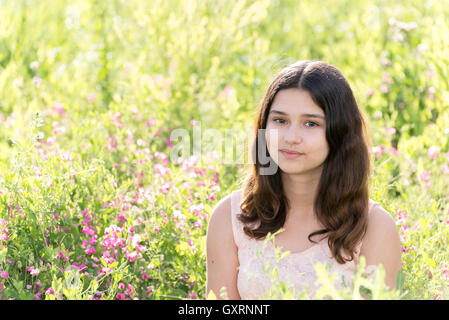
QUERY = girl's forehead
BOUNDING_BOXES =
[272,89,323,112]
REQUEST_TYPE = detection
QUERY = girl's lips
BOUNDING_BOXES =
[280,150,303,159]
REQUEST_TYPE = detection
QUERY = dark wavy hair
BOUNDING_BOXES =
[238,60,373,264]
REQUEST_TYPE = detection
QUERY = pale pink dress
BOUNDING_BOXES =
[230,189,379,299]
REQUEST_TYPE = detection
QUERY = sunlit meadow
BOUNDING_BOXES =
[0,0,448,300]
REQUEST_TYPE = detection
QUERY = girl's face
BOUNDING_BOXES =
[265,88,329,176]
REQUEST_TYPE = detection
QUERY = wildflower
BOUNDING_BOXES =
[61,152,72,161]
[382,71,393,84]
[30,61,39,70]
[371,145,386,159]
[366,88,375,97]
[193,220,202,229]
[118,283,125,290]
[389,147,399,156]
[166,137,174,148]
[442,165,449,175]
[30,268,40,276]
[53,101,65,116]
[46,287,55,295]
[85,246,96,255]
[86,93,95,103]
[219,85,235,98]
[116,293,125,300]
[89,236,97,245]
[1,271,9,279]
[426,87,436,100]
[418,170,431,188]
[146,119,157,127]
[188,292,197,299]
[395,209,408,225]
[427,146,440,159]
[32,76,42,88]
[125,251,139,263]
[125,284,133,296]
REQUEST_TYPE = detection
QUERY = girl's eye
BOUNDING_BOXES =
[305,121,318,127]
[273,118,286,124]
[272,118,318,127]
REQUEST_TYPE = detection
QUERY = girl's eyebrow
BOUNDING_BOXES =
[269,109,325,120]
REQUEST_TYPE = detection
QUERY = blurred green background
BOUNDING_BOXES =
[0,0,448,300]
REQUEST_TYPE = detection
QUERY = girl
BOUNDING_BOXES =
[206,60,402,299]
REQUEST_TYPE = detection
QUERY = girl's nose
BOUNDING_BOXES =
[284,126,302,145]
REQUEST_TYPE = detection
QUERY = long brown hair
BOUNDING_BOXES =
[238,60,372,264]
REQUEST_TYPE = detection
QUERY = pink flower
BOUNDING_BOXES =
[85,246,96,255]
[366,88,375,97]
[61,152,72,161]
[53,101,65,116]
[116,293,125,300]
[428,146,440,159]
[385,127,396,135]
[86,93,95,103]
[219,85,235,98]
[442,165,449,175]
[118,283,125,290]
[142,273,149,280]
[190,120,198,126]
[125,284,133,296]
[389,147,399,156]
[30,268,40,276]
[46,287,55,295]
[371,145,386,159]
[193,220,202,229]
[395,209,408,225]
[1,271,9,279]
[188,292,197,299]
[146,119,156,128]
[381,84,388,93]
[418,170,431,187]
